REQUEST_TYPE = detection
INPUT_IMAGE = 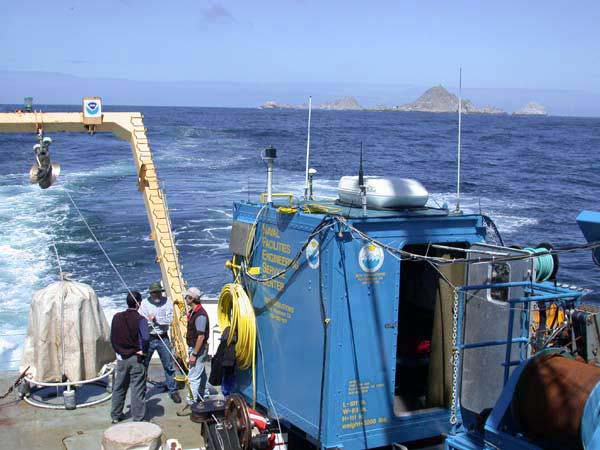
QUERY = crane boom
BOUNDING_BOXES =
[0,110,189,370]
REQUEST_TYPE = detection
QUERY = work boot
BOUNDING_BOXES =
[169,391,182,404]
[111,414,126,424]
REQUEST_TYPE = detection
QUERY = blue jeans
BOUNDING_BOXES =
[187,347,208,404]
[144,336,177,393]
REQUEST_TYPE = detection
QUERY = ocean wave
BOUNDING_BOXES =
[206,208,233,218]
[0,185,66,318]
[428,192,539,236]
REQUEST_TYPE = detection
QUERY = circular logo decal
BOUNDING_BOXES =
[306,238,320,269]
[85,102,100,116]
[359,243,384,273]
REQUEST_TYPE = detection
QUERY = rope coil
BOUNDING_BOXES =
[524,247,555,282]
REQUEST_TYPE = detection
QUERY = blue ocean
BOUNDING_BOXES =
[1,105,599,369]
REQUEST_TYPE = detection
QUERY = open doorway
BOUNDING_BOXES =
[394,244,466,415]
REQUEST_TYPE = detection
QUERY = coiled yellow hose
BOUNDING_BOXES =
[218,283,256,369]
[217,283,256,402]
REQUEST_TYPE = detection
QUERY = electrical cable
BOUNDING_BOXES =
[240,209,600,289]
[217,283,257,403]
[256,326,284,445]
[242,218,335,283]
[334,214,600,267]
[316,231,329,449]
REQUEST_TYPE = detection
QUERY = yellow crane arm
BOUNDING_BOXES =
[0,111,189,370]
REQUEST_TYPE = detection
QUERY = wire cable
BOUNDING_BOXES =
[64,189,188,377]
[334,214,600,267]
[243,218,335,283]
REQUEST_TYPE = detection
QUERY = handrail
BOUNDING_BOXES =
[455,280,585,396]
[260,192,294,204]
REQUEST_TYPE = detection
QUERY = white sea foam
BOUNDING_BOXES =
[181,242,230,250]
[99,294,122,325]
[203,225,232,235]
[429,192,538,236]
[206,208,233,218]
[0,336,22,370]
[0,180,72,367]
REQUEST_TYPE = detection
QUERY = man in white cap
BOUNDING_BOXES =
[139,281,182,404]
[185,287,210,404]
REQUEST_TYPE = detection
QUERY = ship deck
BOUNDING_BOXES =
[0,362,206,449]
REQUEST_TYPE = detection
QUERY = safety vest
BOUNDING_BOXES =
[186,304,210,348]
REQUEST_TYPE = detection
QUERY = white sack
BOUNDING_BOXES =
[20,280,115,382]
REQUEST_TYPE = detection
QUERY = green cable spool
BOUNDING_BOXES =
[524,247,555,282]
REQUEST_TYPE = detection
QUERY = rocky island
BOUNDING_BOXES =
[260,97,362,110]
[393,85,505,114]
[260,85,508,114]
[513,102,548,116]
[317,96,362,110]
[260,100,302,109]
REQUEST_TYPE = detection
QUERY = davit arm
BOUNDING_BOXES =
[0,111,189,371]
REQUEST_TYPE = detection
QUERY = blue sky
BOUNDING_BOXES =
[2,1,600,112]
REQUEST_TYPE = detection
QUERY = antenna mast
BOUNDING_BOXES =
[304,96,312,201]
[455,67,462,212]
[359,142,367,217]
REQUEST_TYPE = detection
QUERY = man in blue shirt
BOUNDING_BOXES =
[139,281,182,404]
[110,291,149,423]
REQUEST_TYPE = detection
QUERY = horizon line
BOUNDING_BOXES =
[2,69,598,95]
[1,102,598,120]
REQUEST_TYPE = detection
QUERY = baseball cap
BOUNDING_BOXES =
[148,281,164,293]
[185,287,203,299]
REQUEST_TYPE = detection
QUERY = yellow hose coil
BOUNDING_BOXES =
[302,203,342,214]
[218,283,256,403]
[218,283,256,369]
[277,206,298,214]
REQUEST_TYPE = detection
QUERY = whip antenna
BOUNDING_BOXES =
[304,96,313,201]
[456,67,463,212]
[358,142,364,186]
[359,142,367,217]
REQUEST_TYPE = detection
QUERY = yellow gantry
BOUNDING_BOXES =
[0,111,189,370]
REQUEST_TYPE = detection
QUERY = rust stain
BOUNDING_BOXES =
[513,353,600,449]
[0,417,16,426]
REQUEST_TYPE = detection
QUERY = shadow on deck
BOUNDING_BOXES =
[0,362,205,449]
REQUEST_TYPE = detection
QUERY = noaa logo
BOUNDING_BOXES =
[85,102,100,116]
[306,238,319,269]
[358,243,384,273]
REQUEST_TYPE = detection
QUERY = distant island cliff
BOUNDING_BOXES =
[261,85,548,115]
[392,85,505,114]
[513,102,548,116]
